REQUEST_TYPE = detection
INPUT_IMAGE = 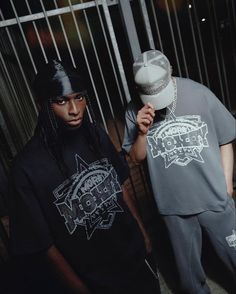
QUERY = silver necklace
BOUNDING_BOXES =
[166,77,177,118]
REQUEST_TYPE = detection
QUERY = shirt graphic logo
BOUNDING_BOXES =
[226,230,236,250]
[53,155,123,240]
[147,114,209,168]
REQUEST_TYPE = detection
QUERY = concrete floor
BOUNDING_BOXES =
[158,273,230,294]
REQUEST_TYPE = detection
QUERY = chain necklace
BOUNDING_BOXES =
[166,77,177,118]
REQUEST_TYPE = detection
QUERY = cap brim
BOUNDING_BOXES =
[139,78,175,110]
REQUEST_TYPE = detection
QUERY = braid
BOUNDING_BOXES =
[84,95,104,158]
[38,95,103,178]
[38,101,58,143]
[33,59,103,177]
[38,100,68,179]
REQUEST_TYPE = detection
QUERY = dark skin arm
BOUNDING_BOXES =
[122,181,152,253]
[46,245,91,294]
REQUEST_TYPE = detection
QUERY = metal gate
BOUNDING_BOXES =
[0,0,236,258]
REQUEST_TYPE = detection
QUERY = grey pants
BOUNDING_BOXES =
[163,197,236,294]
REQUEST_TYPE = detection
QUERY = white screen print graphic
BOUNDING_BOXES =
[53,155,123,240]
[147,114,209,168]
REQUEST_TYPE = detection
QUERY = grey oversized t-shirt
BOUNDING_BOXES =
[123,78,236,215]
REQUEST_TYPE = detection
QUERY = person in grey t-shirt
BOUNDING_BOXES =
[123,50,236,293]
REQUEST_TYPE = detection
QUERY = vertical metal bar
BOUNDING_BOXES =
[187,1,203,83]
[9,0,37,74]
[192,0,210,87]
[164,0,182,76]
[0,10,38,116]
[228,0,236,72]
[85,105,92,123]
[25,0,48,64]
[150,0,164,52]
[100,0,131,103]
[206,0,225,102]
[138,0,155,50]
[39,0,61,61]
[118,0,141,61]
[67,0,108,132]
[80,1,114,118]
[0,51,29,142]
[224,0,235,111]
[0,1,101,28]
[0,219,9,254]
[0,53,36,138]
[211,0,231,108]
[81,1,123,146]
[53,0,76,68]
[171,0,189,78]
[0,110,17,156]
[94,1,125,107]
[231,0,236,30]
[8,1,39,129]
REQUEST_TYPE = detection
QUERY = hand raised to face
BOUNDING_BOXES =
[137,103,155,135]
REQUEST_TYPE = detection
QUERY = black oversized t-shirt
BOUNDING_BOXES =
[10,125,146,291]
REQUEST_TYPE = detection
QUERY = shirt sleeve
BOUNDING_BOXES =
[99,127,129,184]
[9,164,53,256]
[205,87,236,145]
[122,102,139,154]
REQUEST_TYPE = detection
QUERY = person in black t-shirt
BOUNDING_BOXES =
[9,60,161,294]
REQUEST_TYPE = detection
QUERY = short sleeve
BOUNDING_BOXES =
[205,88,236,145]
[9,165,53,256]
[122,102,139,154]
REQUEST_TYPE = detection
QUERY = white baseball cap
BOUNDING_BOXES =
[133,49,175,110]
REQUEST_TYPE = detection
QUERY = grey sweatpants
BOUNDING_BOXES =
[162,197,236,294]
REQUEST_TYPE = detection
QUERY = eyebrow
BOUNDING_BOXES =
[51,91,87,102]
[51,96,68,103]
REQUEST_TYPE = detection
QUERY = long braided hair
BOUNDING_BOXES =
[33,60,103,178]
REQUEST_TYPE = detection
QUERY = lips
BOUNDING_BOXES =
[67,118,82,126]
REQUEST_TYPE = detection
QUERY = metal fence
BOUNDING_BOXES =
[0,0,236,257]
[0,0,132,168]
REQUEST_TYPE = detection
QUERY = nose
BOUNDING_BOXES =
[68,100,79,115]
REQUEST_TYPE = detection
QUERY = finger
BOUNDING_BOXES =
[140,113,154,122]
[139,118,153,126]
[142,103,154,113]
[141,103,153,111]
[147,102,154,109]
[147,108,155,118]
[139,125,149,134]
[144,105,155,117]
[138,108,155,118]
[143,114,154,122]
